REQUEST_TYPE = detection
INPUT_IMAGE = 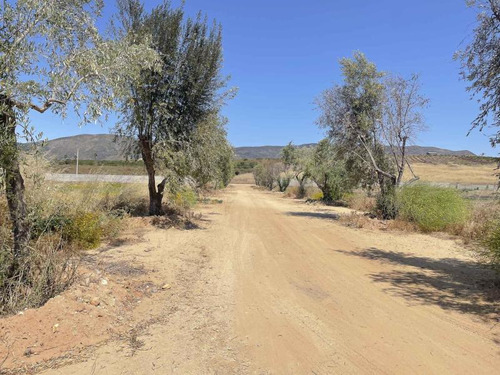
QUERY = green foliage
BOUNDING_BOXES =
[482,221,500,269]
[253,160,281,190]
[398,185,469,232]
[63,212,103,249]
[1,0,158,130]
[171,188,198,211]
[234,159,258,175]
[317,52,384,143]
[277,173,292,192]
[306,139,354,202]
[376,180,398,220]
[188,114,235,189]
[31,214,71,239]
[281,142,299,168]
[455,0,500,146]
[116,0,234,212]
[310,191,324,201]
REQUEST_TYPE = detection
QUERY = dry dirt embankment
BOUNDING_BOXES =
[1,184,500,374]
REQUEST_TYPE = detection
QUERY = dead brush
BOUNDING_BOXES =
[0,234,79,315]
[386,218,418,232]
[448,201,500,244]
[284,186,300,198]
[339,212,372,229]
[345,191,376,212]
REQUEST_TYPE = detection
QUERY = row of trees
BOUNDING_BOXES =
[255,52,428,218]
[0,0,233,279]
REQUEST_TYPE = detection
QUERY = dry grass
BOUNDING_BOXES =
[345,191,376,212]
[231,172,255,184]
[0,156,152,315]
[448,201,500,244]
[404,162,498,185]
[54,163,146,175]
[339,212,373,229]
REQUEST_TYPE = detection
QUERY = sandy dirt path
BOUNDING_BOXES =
[35,184,500,374]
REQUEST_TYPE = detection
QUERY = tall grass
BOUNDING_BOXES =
[398,184,469,232]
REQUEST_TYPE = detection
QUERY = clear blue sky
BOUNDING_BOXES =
[32,0,498,156]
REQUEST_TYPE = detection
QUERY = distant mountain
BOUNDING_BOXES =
[34,134,128,161]
[402,146,475,157]
[32,134,476,161]
[234,144,475,159]
[235,144,316,159]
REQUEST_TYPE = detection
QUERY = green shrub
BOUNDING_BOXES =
[310,191,324,201]
[482,220,500,269]
[31,214,71,238]
[63,212,103,249]
[172,188,198,211]
[398,184,469,232]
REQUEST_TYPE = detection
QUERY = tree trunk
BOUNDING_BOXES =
[0,101,31,276]
[396,137,407,187]
[139,137,164,216]
[377,172,398,220]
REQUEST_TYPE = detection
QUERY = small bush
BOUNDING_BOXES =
[340,212,371,228]
[100,215,124,242]
[345,191,376,212]
[398,184,469,232]
[172,188,198,212]
[277,174,292,192]
[482,222,500,268]
[310,191,324,201]
[0,234,78,315]
[448,202,500,244]
[284,186,300,198]
[63,212,103,249]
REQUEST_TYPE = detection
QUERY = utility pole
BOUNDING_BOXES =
[76,148,79,175]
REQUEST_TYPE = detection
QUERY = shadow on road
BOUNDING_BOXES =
[337,247,500,321]
[286,211,339,220]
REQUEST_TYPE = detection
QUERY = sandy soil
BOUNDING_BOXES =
[1,184,500,374]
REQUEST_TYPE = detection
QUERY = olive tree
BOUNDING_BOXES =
[280,142,312,197]
[253,160,280,190]
[116,0,234,215]
[316,52,427,218]
[0,0,157,275]
[316,52,394,216]
[456,0,500,146]
[306,139,354,202]
[188,114,234,189]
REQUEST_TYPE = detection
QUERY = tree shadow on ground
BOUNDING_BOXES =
[286,212,339,220]
[336,248,500,321]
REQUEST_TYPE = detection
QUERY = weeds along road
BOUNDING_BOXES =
[42,184,500,375]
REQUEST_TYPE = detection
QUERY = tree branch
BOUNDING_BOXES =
[355,130,396,181]
[9,74,92,114]
[28,99,66,113]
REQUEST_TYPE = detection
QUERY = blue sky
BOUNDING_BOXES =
[32,0,498,155]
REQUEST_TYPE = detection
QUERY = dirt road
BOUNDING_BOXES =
[27,185,500,373]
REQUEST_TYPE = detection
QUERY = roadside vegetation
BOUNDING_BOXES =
[255,146,500,270]
[251,9,500,271]
[1,0,500,317]
[0,0,234,314]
